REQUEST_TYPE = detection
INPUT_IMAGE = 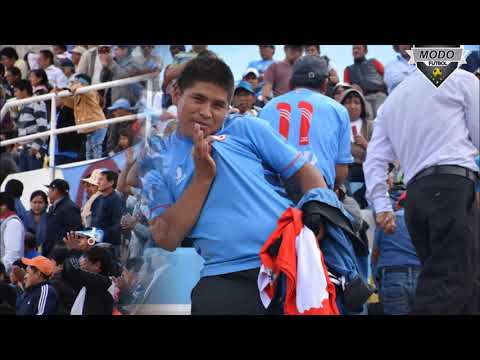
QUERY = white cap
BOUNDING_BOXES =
[71,46,87,55]
[242,67,260,79]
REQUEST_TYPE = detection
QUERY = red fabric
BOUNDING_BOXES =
[259,207,339,315]
[371,59,385,76]
[112,308,123,315]
[0,210,16,220]
[343,68,351,84]
[131,118,142,138]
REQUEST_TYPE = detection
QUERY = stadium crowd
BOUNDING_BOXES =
[0,45,479,315]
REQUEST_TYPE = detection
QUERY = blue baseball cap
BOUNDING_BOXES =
[234,81,255,95]
[108,98,132,111]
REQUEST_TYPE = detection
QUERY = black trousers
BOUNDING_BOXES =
[405,174,479,314]
[190,268,269,315]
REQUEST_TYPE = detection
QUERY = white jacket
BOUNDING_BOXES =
[0,214,25,274]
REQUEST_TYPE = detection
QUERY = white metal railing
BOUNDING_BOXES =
[0,73,161,182]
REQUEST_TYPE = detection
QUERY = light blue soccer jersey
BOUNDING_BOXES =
[138,115,307,277]
[259,88,353,188]
[247,59,274,75]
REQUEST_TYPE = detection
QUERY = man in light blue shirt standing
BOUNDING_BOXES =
[259,55,353,201]
[246,45,275,98]
[384,45,417,94]
[139,56,329,314]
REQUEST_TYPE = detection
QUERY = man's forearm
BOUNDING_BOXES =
[334,164,349,189]
[118,162,135,195]
[262,82,273,99]
[293,163,328,193]
[150,176,213,251]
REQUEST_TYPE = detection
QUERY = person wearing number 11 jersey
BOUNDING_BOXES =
[259,55,353,203]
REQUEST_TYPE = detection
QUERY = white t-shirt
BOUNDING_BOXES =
[45,64,69,88]
[92,54,103,85]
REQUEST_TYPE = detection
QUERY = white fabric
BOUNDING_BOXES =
[27,53,40,71]
[1,217,25,274]
[257,226,330,313]
[153,92,163,111]
[167,105,178,117]
[56,52,72,61]
[37,284,49,315]
[70,286,86,315]
[295,226,329,313]
[364,69,480,213]
[108,279,116,297]
[350,119,363,142]
[45,64,69,88]
[258,264,272,309]
[92,55,103,85]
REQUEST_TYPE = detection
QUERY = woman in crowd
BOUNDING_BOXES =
[23,190,48,251]
[340,88,373,209]
[28,69,51,95]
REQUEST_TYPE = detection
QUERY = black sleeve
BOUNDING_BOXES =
[63,255,111,293]
[63,203,82,234]
[103,196,125,243]
[118,287,135,306]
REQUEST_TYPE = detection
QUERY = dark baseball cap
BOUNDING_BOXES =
[45,179,70,192]
[291,55,329,84]
[60,58,75,68]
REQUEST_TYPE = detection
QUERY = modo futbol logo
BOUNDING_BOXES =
[406,45,467,88]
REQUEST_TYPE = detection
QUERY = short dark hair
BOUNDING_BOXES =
[30,69,50,88]
[0,47,19,61]
[100,170,119,189]
[305,45,320,52]
[125,257,144,273]
[25,231,37,250]
[52,45,67,52]
[285,45,304,51]
[6,66,21,78]
[0,192,15,211]
[177,56,235,100]
[39,50,54,65]
[169,45,185,53]
[50,245,69,266]
[30,190,48,204]
[354,45,368,51]
[13,79,33,95]
[86,246,113,276]
[0,261,6,277]
[5,179,23,198]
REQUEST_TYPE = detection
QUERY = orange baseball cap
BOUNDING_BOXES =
[21,256,55,277]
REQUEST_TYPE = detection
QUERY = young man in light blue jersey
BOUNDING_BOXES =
[259,55,353,202]
[139,56,329,314]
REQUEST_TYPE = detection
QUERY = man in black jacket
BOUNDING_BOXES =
[0,261,16,314]
[91,170,125,258]
[49,245,77,315]
[62,245,114,315]
[43,179,82,257]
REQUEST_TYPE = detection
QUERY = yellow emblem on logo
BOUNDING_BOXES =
[432,67,442,78]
